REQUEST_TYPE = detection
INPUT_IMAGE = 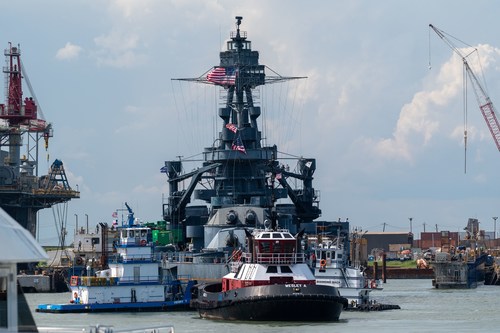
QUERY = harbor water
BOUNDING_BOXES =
[26,279,499,332]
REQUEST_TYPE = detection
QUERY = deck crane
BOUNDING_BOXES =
[429,24,500,152]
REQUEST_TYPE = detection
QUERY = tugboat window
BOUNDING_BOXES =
[280,266,292,273]
[273,243,281,253]
[266,266,278,273]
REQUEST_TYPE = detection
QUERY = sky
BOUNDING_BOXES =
[2,0,500,245]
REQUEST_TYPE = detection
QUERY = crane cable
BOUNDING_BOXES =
[463,65,468,174]
[428,24,470,174]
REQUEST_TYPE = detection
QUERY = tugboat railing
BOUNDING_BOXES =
[240,252,305,264]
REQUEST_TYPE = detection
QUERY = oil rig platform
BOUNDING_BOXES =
[0,43,79,237]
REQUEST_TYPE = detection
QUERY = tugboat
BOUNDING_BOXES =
[311,228,381,309]
[307,221,399,311]
[37,203,196,313]
[190,222,348,321]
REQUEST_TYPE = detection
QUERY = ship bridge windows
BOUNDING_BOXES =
[273,243,281,253]
[256,239,295,255]
[282,242,294,253]
[120,228,150,245]
[258,241,271,253]
[280,266,292,274]
[257,232,293,240]
[227,41,251,50]
[318,250,335,261]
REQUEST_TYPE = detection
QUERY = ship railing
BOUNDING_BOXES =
[108,253,155,263]
[71,276,119,286]
[251,253,305,264]
[70,275,161,286]
[229,260,244,273]
[118,275,161,284]
[37,325,175,333]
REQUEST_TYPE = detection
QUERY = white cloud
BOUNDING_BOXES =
[93,31,146,68]
[55,42,82,60]
[372,44,500,162]
[110,0,154,19]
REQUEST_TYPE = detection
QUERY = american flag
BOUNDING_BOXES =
[225,123,238,133]
[232,135,246,154]
[207,67,237,86]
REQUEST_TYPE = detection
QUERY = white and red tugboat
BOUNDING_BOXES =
[190,225,348,321]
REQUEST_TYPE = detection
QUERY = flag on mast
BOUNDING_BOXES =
[225,123,238,133]
[207,67,237,86]
[232,134,246,154]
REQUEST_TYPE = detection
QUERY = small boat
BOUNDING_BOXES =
[312,239,381,309]
[190,226,348,321]
[432,251,489,289]
[37,204,196,313]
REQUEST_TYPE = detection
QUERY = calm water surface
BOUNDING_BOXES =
[25,279,500,332]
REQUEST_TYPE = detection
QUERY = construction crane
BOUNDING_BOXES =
[429,24,500,152]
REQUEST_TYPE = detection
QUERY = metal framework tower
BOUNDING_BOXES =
[0,43,79,236]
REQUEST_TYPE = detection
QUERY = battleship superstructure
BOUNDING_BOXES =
[162,16,320,254]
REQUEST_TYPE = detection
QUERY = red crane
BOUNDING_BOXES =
[430,24,500,152]
[0,43,41,126]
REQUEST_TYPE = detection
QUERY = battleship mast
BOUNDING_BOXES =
[0,43,79,237]
[164,17,320,245]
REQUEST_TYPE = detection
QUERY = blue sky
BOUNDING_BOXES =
[3,0,500,245]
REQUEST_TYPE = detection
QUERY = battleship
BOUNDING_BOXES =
[160,16,322,280]
[157,18,402,313]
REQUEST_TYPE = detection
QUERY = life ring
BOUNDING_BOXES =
[370,280,377,289]
[320,259,326,267]
[140,239,147,246]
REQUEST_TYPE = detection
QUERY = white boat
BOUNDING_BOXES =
[37,204,195,313]
[310,232,382,309]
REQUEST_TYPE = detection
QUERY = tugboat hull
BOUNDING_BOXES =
[192,283,347,321]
